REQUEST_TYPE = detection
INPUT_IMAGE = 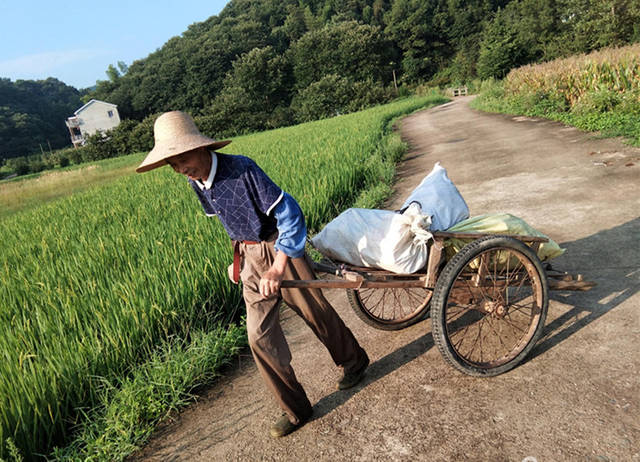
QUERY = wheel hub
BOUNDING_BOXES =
[482,300,508,318]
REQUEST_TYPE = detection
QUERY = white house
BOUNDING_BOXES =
[65,99,121,147]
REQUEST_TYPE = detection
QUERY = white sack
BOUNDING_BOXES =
[401,162,469,231]
[311,203,432,273]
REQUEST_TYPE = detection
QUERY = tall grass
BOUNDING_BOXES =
[0,94,447,460]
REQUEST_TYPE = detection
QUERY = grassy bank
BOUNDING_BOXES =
[472,44,640,146]
[0,155,145,220]
[0,93,447,460]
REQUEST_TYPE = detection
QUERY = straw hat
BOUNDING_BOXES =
[136,111,231,173]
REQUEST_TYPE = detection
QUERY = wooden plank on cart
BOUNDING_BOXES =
[432,231,549,243]
[280,279,427,289]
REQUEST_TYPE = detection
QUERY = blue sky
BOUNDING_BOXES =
[0,1,229,89]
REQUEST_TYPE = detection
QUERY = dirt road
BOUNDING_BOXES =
[134,97,640,461]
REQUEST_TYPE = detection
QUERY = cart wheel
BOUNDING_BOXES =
[431,236,548,376]
[347,287,432,331]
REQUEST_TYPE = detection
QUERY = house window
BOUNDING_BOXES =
[107,110,114,117]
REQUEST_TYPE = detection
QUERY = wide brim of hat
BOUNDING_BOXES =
[136,135,231,173]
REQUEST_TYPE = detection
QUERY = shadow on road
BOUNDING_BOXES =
[311,332,434,421]
[530,217,640,359]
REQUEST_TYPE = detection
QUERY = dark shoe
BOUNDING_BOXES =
[269,412,310,438]
[337,353,369,390]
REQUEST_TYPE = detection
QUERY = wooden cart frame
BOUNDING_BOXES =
[281,232,594,377]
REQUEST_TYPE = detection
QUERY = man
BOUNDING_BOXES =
[136,111,369,438]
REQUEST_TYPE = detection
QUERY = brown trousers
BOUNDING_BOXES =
[239,238,366,425]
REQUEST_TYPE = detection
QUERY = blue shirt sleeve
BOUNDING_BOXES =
[273,192,307,258]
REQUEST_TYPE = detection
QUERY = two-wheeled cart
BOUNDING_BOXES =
[281,232,594,377]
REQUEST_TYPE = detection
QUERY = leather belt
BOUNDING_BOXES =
[232,240,260,284]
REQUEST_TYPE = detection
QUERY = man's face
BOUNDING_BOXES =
[166,147,211,181]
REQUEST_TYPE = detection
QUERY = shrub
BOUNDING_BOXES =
[28,159,45,173]
[572,88,622,115]
[50,147,79,167]
[266,105,294,129]
[82,119,142,162]
[292,75,392,122]
[617,90,640,115]
[66,146,86,164]
[291,74,353,122]
[6,157,30,176]
[479,78,505,99]
[129,114,156,152]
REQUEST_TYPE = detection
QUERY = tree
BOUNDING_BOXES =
[383,0,452,82]
[0,78,82,161]
[201,46,293,134]
[291,74,391,122]
[477,8,530,79]
[475,0,564,80]
[291,20,392,90]
[105,61,129,83]
[560,0,640,54]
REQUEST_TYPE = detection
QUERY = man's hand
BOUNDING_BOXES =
[259,266,284,298]
[259,251,289,298]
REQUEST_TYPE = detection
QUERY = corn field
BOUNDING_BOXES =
[0,94,446,458]
[504,43,640,106]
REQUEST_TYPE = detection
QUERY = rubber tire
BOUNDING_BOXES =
[431,235,549,377]
[347,288,431,331]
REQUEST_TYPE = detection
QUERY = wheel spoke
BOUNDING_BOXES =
[505,260,525,288]
[392,289,401,319]
[509,301,535,313]
[498,314,527,334]
[485,315,510,356]
[404,288,425,305]
[380,289,389,320]
[446,304,469,321]
[360,290,375,304]
[364,291,384,315]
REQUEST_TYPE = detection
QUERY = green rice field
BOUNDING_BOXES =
[0,94,446,459]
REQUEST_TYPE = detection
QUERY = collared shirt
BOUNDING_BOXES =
[190,152,306,258]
